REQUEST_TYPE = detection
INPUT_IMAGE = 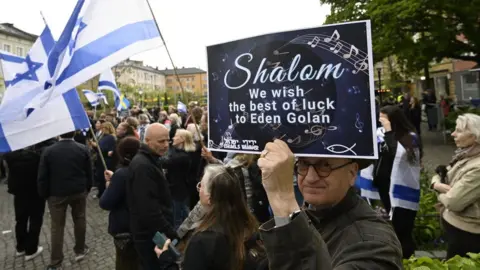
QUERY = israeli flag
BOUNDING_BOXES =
[82,89,108,106]
[24,0,163,117]
[0,89,90,153]
[178,101,187,114]
[98,69,121,110]
[0,25,55,121]
[355,165,381,200]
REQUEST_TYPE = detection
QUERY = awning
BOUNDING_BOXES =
[470,65,480,72]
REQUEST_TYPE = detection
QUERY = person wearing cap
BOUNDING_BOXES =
[257,140,403,269]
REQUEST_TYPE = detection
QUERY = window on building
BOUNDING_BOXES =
[16,47,23,56]
[203,84,207,89]
[167,79,172,83]
[192,85,195,89]
[461,73,480,100]
[202,75,207,81]
[3,44,11,52]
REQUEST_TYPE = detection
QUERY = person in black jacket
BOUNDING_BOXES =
[4,139,56,261]
[126,123,178,270]
[100,137,141,270]
[163,129,196,229]
[38,131,93,269]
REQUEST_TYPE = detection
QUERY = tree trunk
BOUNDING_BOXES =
[424,63,431,90]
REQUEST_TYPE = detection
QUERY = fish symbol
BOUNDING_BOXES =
[325,143,357,155]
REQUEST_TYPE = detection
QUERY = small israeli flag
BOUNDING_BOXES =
[98,69,121,110]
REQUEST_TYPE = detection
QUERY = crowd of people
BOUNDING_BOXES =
[2,94,480,270]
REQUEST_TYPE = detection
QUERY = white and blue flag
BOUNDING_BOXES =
[0,25,55,120]
[0,24,91,152]
[98,69,121,110]
[178,101,187,114]
[82,89,107,106]
[25,0,163,117]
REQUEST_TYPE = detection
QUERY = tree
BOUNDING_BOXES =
[321,0,480,72]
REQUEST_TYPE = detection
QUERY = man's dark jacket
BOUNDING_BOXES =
[5,139,56,195]
[37,140,93,198]
[260,188,403,270]
[127,144,177,240]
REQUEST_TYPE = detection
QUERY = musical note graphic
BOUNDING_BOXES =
[305,125,338,136]
[352,58,368,74]
[277,134,287,140]
[325,143,357,155]
[287,135,301,144]
[270,123,281,130]
[273,50,289,55]
[343,45,359,59]
[324,30,340,43]
[212,72,219,81]
[329,42,342,53]
[222,54,228,62]
[355,113,364,133]
[228,118,234,129]
[307,36,321,48]
[348,86,360,94]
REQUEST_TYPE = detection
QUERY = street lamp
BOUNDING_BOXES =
[376,62,384,105]
[139,89,144,108]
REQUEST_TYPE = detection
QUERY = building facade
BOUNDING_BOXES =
[161,67,207,95]
[114,59,166,91]
[0,23,37,93]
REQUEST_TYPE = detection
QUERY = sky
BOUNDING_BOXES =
[0,0,330,70]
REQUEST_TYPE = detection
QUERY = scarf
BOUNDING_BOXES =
[450,144,480,167]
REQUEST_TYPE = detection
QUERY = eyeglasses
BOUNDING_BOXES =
[294,160,353,177]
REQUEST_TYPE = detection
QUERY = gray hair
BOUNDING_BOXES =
[202,164,231,195]
[138,114,150,124]
[169,113,181,126]
[456,113,480,143]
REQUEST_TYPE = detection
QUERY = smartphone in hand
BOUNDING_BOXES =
[152,232,181,258]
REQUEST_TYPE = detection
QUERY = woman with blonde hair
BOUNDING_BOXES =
[92,122,117,198]
[432,113,480,258]
[169,113,182,141]
[162,129,197,229]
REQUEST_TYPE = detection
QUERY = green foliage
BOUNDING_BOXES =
[403,253,480,269]
[444,107,480,131]
[413,171,444,250]
[320,0,480,72]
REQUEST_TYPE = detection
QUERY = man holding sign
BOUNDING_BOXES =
[206,20,403,269]
[257,140,402,269]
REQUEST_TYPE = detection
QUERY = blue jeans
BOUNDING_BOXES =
[172,199,189,230]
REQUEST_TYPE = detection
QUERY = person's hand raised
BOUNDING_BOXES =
[257,139,299,217]
[104,170,113,182]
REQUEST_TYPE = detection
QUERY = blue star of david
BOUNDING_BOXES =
[68,17,87,55]
[5,55,43,87]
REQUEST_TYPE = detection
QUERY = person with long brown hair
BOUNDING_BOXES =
[156,164,260,270]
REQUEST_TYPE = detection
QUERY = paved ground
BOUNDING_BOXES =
[0,123,456,269]
[419,123,456,173]
[0,189,114,270]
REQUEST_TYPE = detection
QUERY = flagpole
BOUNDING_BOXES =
[145,0,205,148]
[145,0,187,104]
[40,11,48,25]
[89,127,107,171]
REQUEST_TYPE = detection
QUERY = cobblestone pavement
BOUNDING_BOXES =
[0,188,115,270]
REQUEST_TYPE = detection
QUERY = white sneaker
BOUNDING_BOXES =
[15,251,25,257]
[25,246,43,261]
[75,247,90,262]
